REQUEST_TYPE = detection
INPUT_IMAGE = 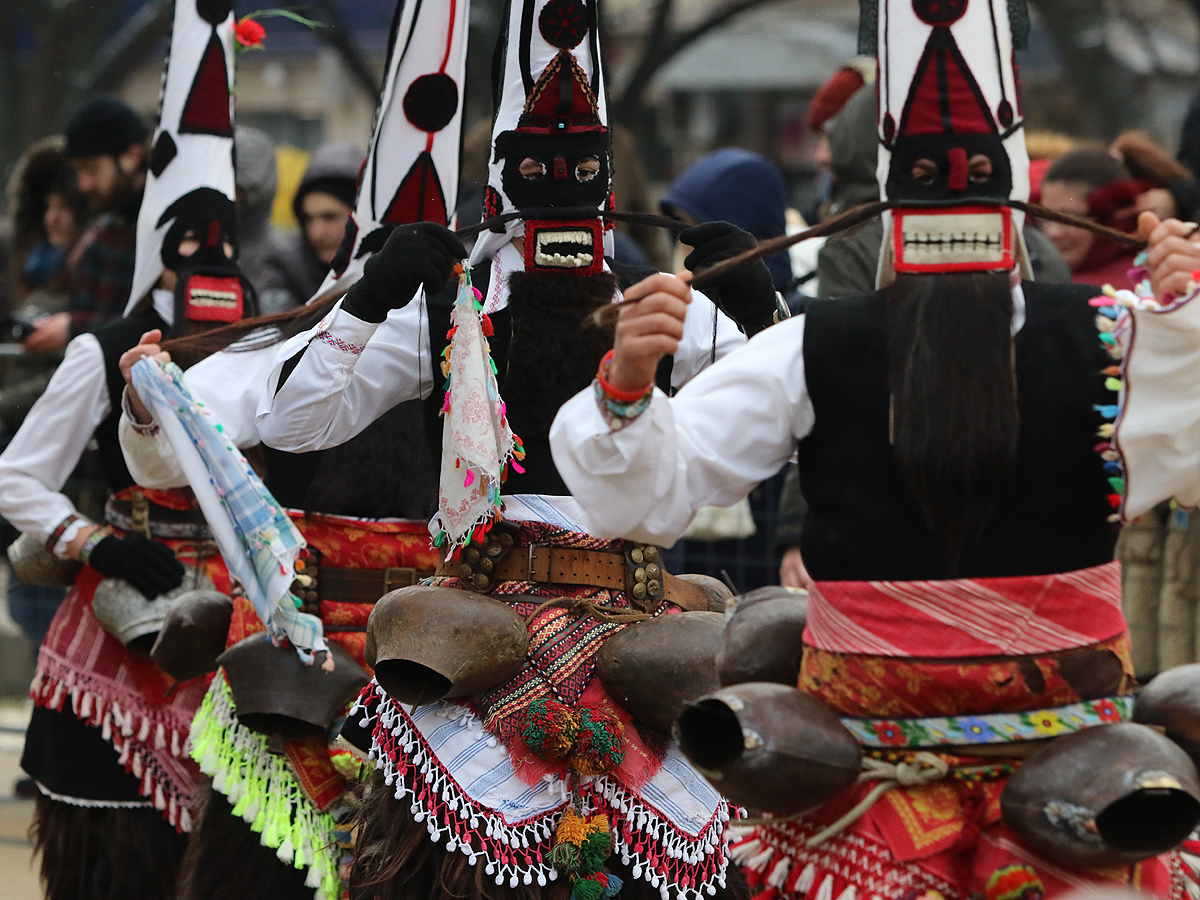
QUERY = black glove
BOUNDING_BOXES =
[87,535,186,600]
[681,221,779,337]
[342,223,468,323]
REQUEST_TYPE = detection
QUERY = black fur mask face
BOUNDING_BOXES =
[494,130,611,212]
[501,270,618,441]
[158,187,238,271]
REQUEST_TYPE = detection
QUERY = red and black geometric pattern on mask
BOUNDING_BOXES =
[149,132,178,178]
[539,0,589,50]
[180,31,233,137]
[384,151,449,227]
[519,51,602,132]
[403,73,460,134]
[196,0,232,26]
[484,186,505,230]
[898,26,995,139]
[911,0,968,26]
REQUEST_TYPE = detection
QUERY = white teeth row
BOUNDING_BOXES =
[535,230,590,251]
[534,251,594,268]
[191,290,238,306]
[903,235,1001,246]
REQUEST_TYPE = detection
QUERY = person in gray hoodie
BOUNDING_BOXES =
[259,141,362,311]
[233,127,280,306]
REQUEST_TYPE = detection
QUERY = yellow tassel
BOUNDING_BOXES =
[557,808,590,847]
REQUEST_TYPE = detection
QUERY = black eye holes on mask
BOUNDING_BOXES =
[886,136,1013,204]
[518,156,601,183]
[177,228,236,261]
[911,155,993,186]
[494,130,612,211]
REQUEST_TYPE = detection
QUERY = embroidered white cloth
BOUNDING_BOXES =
[1112,281,1200,519]
[436,269,519,557]
[131,358,327,662]
[356,685,732,899]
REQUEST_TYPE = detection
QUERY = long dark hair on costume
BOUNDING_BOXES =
[31,794,187,900]
[349,770,748,900]
[303,399,438,520]
[885,271,1019,575]
[160,293,340,370]
[176,782,316,900]
[503,271,618,441]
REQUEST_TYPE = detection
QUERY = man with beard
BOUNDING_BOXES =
[550,0,1200,897]
[25,98,151,352]
[255,1,781,897]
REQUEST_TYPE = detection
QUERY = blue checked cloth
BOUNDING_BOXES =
[131,358,327,662]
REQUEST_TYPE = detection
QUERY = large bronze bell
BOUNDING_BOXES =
[1001,722,1200,869]
[8,533,81,588]
[717,586,808,687]
[366,585,528,706]
[674,574,734,612]
[150,590,233,682]
[218,635,368,739]
[677,682,861,815]
[596,611,724,733]
[92,565,213,657]
[1133,664,1200,767]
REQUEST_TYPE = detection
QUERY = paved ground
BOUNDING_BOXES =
[0,704,39,899]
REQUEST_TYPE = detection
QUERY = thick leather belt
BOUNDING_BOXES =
[104,495,213,541]
[319,565,433,605]
[435,544,710,612]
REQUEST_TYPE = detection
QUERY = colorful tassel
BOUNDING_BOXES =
[569,707,626,776]
[522,699,579,762]
[985,864,1043,900]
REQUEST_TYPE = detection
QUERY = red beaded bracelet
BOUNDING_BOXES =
[596,350,653,402]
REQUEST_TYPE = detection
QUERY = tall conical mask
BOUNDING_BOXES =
[314,0,470,304]
[470,0,613,274]
[866,0,1032,284]
[128,0,240,322]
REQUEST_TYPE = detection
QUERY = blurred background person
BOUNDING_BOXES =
[1040,146,1147,290]
[260,141,361,310]
[660,147,795,592]
[45,97,150,349]
[233,127,282,310]
[2,135,87,652]
[8,137,86,319]
[662,147,797,305]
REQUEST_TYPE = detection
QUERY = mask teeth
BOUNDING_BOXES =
[534,251,594,269]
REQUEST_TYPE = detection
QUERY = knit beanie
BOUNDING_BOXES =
[64,98,150,159]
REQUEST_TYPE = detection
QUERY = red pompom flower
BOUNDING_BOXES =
[235,17,267,49]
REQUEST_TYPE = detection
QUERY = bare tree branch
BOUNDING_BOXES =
[308,0,382,101]
[612,0,787,121]
[79,0,174,94]
[1027,0,1142,137]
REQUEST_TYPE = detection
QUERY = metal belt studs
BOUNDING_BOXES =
[131,490,152,538]
[459,526,518,593]
[625,544,664,610]
[292,549,321,616]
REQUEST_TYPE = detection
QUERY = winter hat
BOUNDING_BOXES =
[64,98,150,159]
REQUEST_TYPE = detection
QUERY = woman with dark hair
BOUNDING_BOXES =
[7,136,88,311]
[1040,147,1147,290]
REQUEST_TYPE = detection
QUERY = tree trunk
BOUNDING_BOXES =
[1027,0,1143,139]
